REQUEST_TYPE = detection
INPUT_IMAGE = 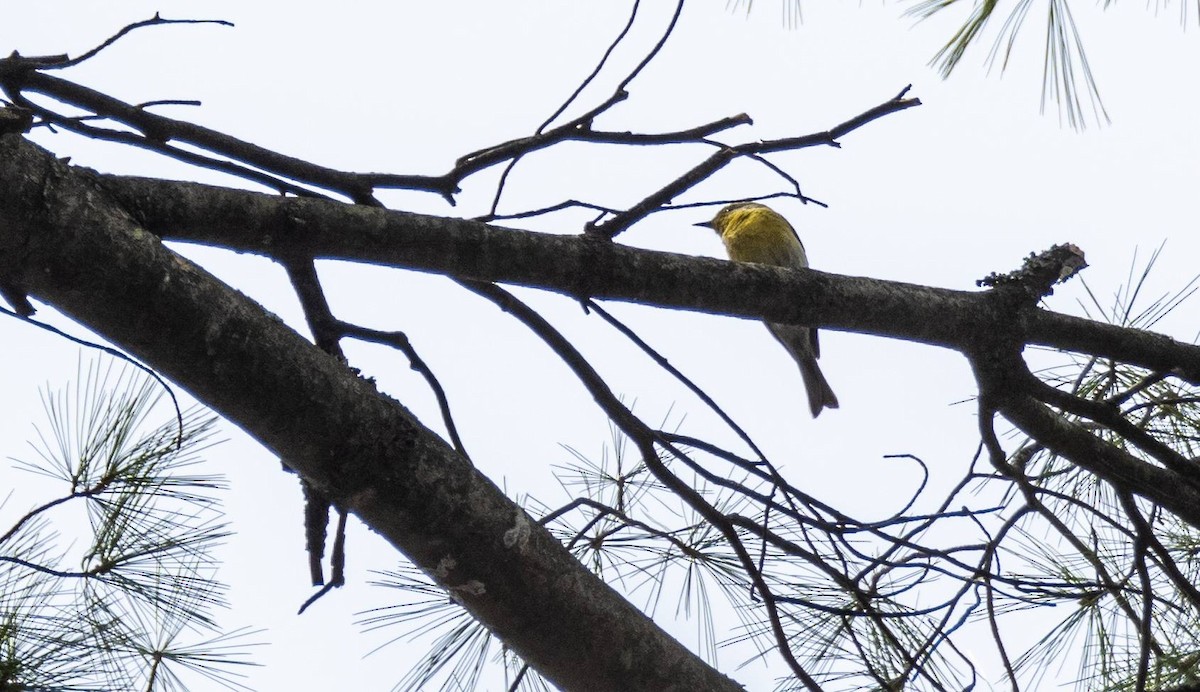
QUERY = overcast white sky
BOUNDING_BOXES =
[2,2,1198,690]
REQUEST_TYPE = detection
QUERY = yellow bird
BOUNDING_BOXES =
[697,202,839,417]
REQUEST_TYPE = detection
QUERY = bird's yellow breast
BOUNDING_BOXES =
[717,206,807,268]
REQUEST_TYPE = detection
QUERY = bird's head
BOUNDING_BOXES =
[694,202,775,236]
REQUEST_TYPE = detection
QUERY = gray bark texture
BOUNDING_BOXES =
[0,134,745,691]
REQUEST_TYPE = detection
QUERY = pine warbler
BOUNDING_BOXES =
[697,202,839,417]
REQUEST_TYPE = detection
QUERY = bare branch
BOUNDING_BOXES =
[590,87,922,238]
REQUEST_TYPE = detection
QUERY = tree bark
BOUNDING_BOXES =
[96,173,1200,382]
[0,134,744,691]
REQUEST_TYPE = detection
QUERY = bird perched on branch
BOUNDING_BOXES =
[697,202,839,417]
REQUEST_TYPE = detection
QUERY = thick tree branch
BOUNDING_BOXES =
[996,395,1200,528]
[96,171,1200,380]
[0,133,742,691]
[1026,310,1200,382]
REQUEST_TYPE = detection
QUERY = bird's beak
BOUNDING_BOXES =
[694,220,714,229]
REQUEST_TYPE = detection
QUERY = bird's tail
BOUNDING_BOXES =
[798,358,839,418]
[767,322,839,418]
